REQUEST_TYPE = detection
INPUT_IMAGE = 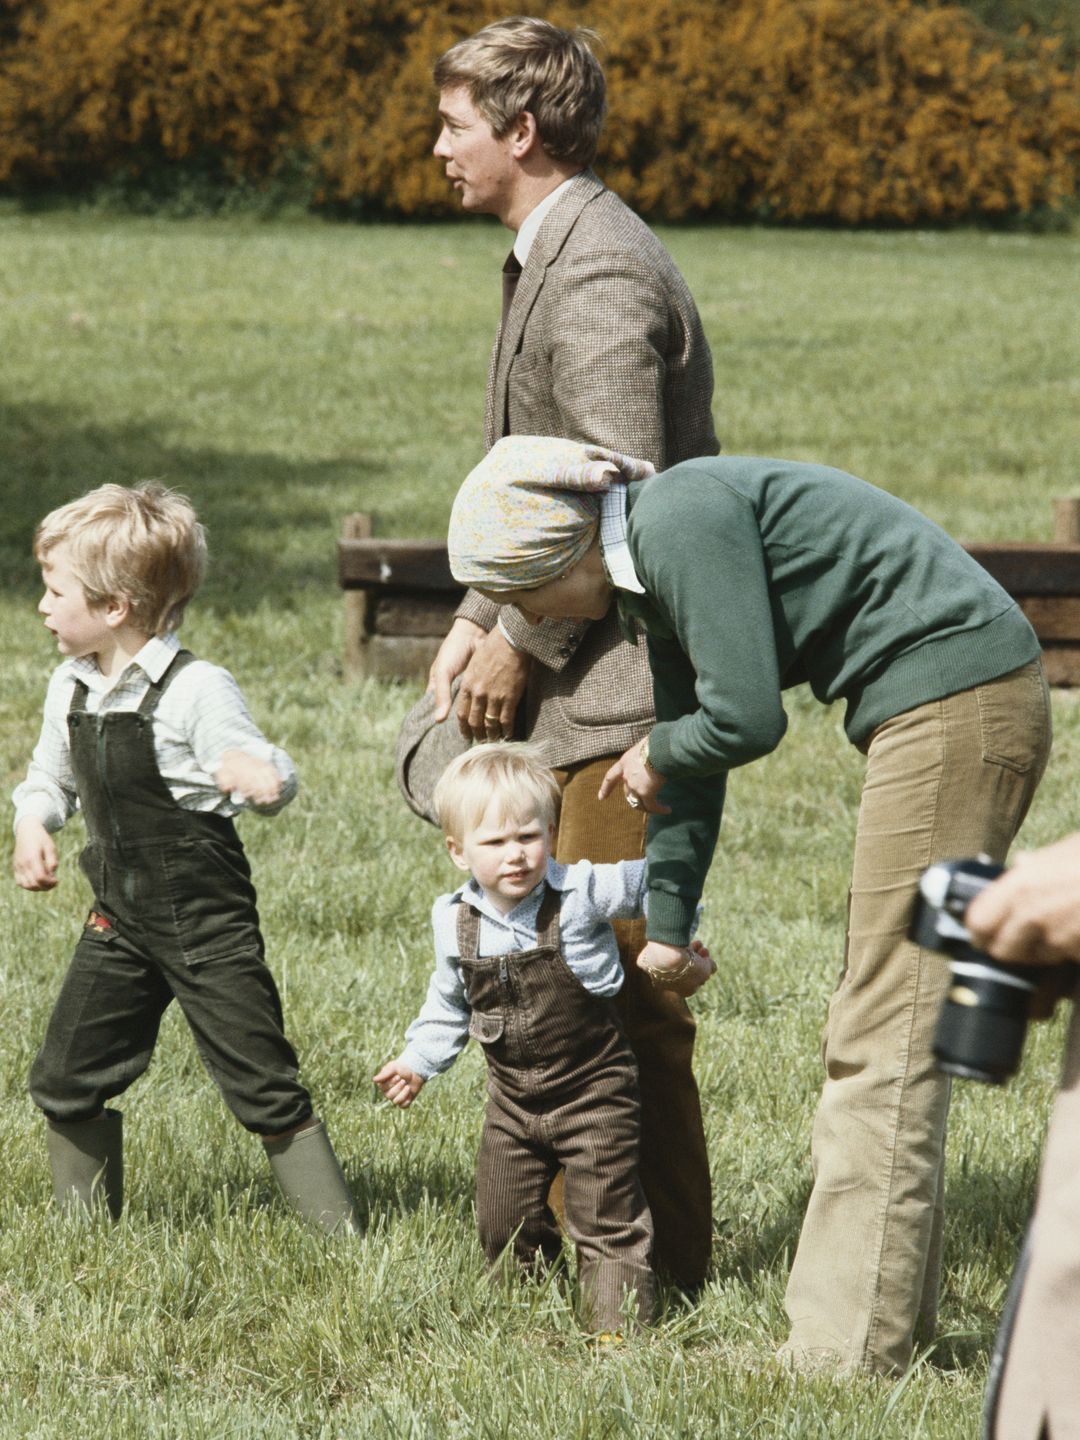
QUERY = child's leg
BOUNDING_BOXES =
[476,1090,562,1272]
[31,925,173,1219]
[30,924,172,1122]
[557,1080,655,1331]
[164,949,357,1232]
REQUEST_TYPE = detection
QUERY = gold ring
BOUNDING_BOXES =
[484,714,500,723]
[626,794,642,809]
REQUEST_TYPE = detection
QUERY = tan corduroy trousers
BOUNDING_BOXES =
[992,992,1080,1440]
[552,757,714,1292]
[783,661,1052,1375]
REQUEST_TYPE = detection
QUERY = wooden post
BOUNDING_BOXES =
[342,513,374,679]
[1053,498,1080,544]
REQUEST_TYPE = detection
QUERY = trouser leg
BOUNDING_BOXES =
[476,1091,562,1272]
[168,950,359,1225]
[556,1077,655,1331]
[30,926,171,1122]
[993,999,1080,1440]
[783,663,1050,1375]
[554,756,712,1290]
[164,948,314,1135]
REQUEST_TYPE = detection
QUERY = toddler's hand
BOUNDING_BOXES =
[374,1060,425,1109]
[636,938,716,997]
[13,818,59,891]
[215,749,283,808]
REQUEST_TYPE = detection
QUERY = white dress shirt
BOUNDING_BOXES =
[12,633,297,832]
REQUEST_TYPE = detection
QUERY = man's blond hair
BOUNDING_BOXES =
[434,17,606,168]
[434,742,561,843]
[35,481,207,636]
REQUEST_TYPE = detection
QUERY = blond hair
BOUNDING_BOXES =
[434,742,561,843]
[34,481,207,636]
[433,17,606,168]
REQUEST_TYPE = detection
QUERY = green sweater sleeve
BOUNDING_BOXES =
[629,472,789,943]
[641,633,726,943]
[636,471,789,777]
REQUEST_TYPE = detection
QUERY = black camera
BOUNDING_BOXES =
[912,857,1039,1085]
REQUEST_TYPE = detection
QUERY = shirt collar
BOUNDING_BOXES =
[453,859,572,923]
[598,486,646,594]
[513,175,578,266]
[70,631,180,691]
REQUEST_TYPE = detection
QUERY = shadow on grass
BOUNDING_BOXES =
[159,1153,475,1233]
[0,400,387,609]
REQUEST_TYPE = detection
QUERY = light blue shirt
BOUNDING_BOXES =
[399,858,647,1080]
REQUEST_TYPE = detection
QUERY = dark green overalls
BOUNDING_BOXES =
[29,652,313,1136]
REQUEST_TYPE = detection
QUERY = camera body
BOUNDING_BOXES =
[912,857,1038,1085]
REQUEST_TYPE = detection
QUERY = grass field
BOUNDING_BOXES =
[1,211,1079,1438]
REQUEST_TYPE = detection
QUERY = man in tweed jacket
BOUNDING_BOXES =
[427,16,719,1289]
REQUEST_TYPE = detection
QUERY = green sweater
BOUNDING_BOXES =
[619,457,1040,944]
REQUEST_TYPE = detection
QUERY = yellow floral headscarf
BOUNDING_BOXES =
[448,436,654,593]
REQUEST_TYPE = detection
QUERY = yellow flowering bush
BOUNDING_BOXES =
[0,0,1077,222]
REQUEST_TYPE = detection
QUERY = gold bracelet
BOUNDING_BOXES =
[639,948,697,986]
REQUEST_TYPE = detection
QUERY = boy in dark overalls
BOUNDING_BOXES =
[13,481,357,1232]
[374,743,713,1333]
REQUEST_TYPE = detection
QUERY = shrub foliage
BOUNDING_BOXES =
[0,0,1077,222]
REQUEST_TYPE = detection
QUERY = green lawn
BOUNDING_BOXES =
[1,212,1079,1438]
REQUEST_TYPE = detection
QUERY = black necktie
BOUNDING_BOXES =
[501,251,522,331]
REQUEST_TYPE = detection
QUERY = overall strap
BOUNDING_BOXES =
[136,649,196,716]
[456,901,482,962]
[535,883,563,950]
[68,678,90,716]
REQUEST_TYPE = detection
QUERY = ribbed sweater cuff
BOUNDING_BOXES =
[645,888,698,946]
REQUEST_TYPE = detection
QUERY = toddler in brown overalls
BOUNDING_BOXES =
[375,743,712,1333]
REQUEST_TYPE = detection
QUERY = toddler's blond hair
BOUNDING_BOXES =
[433,743,561,843]
[35,481,207,636]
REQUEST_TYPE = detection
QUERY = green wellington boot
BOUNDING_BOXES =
[263,1118,359,1234]
[45,1110,124,1220]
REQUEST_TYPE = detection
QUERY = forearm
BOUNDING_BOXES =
[13,678,78,834]
[182,666,298,814]
[401,929,471,1077]
[643,775,725,944]
[399,1003,470,1079]
[12,782,70,836]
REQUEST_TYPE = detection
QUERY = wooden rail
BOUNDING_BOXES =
[339,502,1080,684]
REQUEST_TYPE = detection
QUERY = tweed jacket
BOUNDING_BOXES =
[457,171,719,769]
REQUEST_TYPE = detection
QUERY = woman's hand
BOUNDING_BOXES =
[636,939,715,996]
[597,739,671,814]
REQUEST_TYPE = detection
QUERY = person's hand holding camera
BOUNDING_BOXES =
[965,833,1080,968]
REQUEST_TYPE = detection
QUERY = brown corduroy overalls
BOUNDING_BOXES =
[459,884,655,1331]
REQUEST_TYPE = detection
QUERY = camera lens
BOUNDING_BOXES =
[933,960,1037,1084]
